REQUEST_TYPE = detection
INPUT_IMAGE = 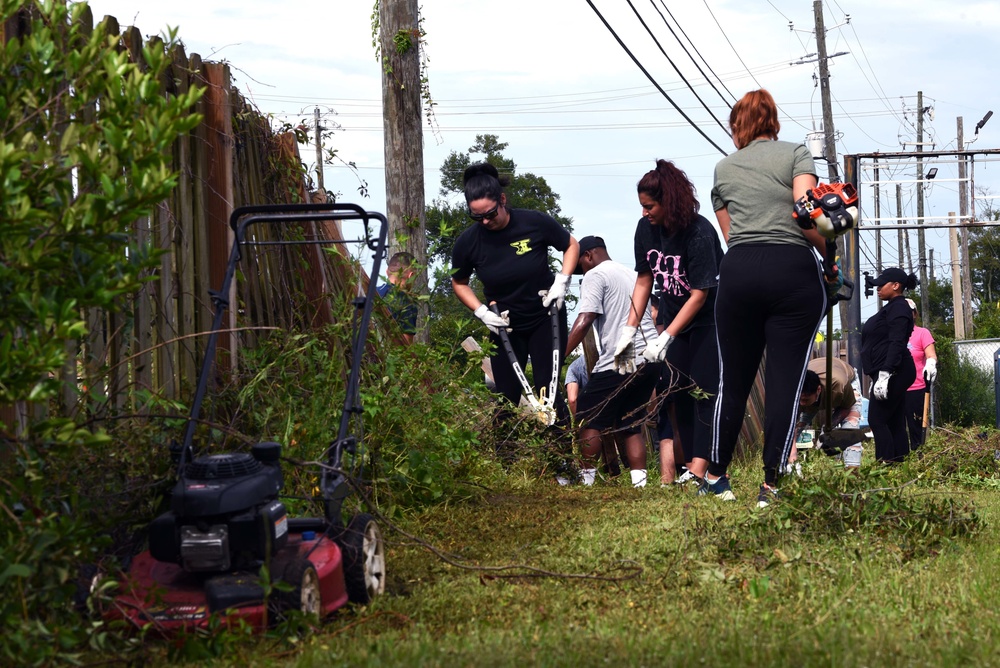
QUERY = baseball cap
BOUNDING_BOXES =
[905,298,917,311]
[872,267,908,287]
[574,236,606,274]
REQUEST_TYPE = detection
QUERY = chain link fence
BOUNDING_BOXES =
[954,339,1000,378]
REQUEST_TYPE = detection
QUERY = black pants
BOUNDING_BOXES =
[489,309,569,423]
[712,244,827,486]
[904,389,927,451]
[868,360,917,462]
[662,324,718,464]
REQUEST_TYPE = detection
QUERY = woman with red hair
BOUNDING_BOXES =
[614,159,725,493]
[709,89,833,507]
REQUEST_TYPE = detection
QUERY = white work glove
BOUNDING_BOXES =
[872,370,892,400]
[924,358,937,383]
[474,304,510,335]
[612,325,637,375]
[642,330,674,363]
[540,273,571,310]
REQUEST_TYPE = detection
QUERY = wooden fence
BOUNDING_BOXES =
[2,7,382,432]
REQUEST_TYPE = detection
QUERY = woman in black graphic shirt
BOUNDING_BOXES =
[614,159,724,492]
[451,163,579,416]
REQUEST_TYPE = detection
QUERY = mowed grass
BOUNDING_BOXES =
[221,431,1000,667]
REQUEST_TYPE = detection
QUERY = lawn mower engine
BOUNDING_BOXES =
[148,442,288,574]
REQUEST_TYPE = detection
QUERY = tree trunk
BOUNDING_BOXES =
[380,0,429,343]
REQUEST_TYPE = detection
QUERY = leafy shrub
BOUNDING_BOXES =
[0,1,202,662]
[935,337,996,426]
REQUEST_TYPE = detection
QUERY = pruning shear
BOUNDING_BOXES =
[490,303,560,426]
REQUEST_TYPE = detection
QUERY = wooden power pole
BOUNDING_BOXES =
[916,91,930,323]
[814,0,859,367]
[949,211,966,339]
[313,107,324,192]
[957,117,974,337]
[380,0,429,342]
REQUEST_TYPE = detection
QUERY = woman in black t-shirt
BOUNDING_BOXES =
[613,159,724,492]
[451,163,579,418]
[861,267,917,462]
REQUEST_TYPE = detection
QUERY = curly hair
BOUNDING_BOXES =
[636,159,699,231]
[729,89,780,149]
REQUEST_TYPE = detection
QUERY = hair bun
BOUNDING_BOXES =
[463,162,500,185]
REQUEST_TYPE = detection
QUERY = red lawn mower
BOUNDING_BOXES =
[108,203,388,633]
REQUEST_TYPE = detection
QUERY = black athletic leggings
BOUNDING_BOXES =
[904,388,926,451]
[868,360,917,462]
[489,309,569,422]
[712,244,827,486]
[662,323,718,464]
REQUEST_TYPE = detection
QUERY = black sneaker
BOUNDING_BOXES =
[757,483,779,508]
[696,474,736,501]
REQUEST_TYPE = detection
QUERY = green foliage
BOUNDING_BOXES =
[738,463,980,561]
[972,298,1000,338]
[908,426,1000,486]
[0,4,201,405]
[0,1,202,663]
[913,277,955,338]
[218,300,499,518]
[934,335,996,426]
[968,202,1000,306]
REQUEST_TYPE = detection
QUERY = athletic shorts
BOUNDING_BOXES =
[576,362,661,434]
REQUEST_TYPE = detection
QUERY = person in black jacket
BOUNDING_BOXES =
[861,267,917,463]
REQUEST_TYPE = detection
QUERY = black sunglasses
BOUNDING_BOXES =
[469,202,501,222]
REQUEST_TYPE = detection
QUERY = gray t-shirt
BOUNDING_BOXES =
[578,260,658,374]
[710,139,816,249]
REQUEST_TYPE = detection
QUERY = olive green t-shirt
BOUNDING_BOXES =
[710,139,816,249]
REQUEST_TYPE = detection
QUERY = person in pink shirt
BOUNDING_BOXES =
[904,298,937,451]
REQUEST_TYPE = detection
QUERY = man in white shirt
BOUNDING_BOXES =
[565,236,660,487]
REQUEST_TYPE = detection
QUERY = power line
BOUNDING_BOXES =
[699,0,809,132]
[651,0,736,106]
[583,0,729,156]
[614,0,732,137]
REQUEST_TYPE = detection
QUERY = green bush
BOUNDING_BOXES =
[0,1,202,663]
[212,299,500,518]
[935,337,996,427]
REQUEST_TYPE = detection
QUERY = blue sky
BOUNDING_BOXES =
[86,0,1000,326]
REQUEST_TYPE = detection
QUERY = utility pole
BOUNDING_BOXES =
[916,91,930,322]
[814,0,858,366]
[313,107,324,193]
[958,117,974,337]
[380,0,429,342]
[949,211,966,338]
[896,184,905,267]
[814,1,839,184]
[874,159,882,272]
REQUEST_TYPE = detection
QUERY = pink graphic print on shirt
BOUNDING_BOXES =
[647,250,690,297]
